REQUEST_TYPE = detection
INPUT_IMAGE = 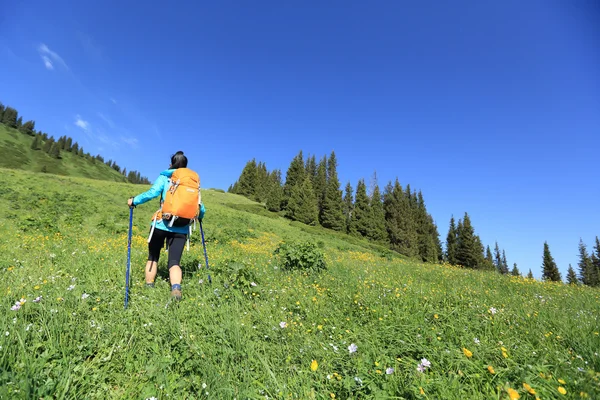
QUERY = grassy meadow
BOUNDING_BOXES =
[0,124,127,182]
[0,168,599,399]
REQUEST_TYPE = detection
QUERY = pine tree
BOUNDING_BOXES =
[384,179,418,257]
[343,182,353,233]
[415,191,438,262]
[494,242,508,274]
[266,170,283,212]
[282,151,305,210]
[127,170,137,183]
[0,102,4,121]
[235,159,258,198]
[72,142,79,154]
[501,250,509,274]
[255,161,269,202]
[30,135,41,150]
[43,137,55,153]
[474,234,486,268]
[542,241,561,282]
[577,239,597,286]
[320,151,345,231]
[592,237,600,287]
[368,183,387,242]
[566,264,578,285]
[349,179,370,237]
[20,120,35,136]
[16,116,23,130]
[287,175,318,225]
[57,136,66,151]
[511,263,520,276]
[314,156,327,217]
[445,216,458,264]
[527,269,534,279]
[2,106,18,128]
[305,155,317,183]
[65,137,73,151]
[484,246,494,270]
[49,142,61,159]
[455,213,480,268]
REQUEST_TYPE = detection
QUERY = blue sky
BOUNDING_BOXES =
[1,0,599,279]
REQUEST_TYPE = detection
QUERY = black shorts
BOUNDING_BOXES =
[148,228,187,268]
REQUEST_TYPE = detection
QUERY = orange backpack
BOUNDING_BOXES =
[161,168,201,227]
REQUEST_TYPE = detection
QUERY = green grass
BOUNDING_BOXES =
[0,168,599,399]
[0,124,127,182]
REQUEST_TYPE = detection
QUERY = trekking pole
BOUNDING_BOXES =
[199,220,212,284]
[124,206,134,309]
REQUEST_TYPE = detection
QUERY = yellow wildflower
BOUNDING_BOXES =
[558,387,567,395]
[558,379,566,384]
[34,285,40,290]
[523,383,536,394]
[487,366,495,374]
[463,348,473,358]
[419,387,425,395]
[310,359,318,371]
[507,388,520,400]
[329,393,335,399]
[434,314,439,319]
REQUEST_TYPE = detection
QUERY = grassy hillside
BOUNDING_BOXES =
[1,168,599,399]
[0,123,128,182]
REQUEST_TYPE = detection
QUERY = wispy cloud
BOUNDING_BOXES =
[77,32,103,62]
[97,112,115,129]
[74,115,90,131]
[120,136,139,148]
[110,97,117,104]
[96,131,119,148]
[74,113,138,150]
[38,43,69,71]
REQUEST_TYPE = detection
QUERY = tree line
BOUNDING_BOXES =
[0,101,149,184]
[230,150,600,288]
[541,238,600,287]
[230,150,443,263]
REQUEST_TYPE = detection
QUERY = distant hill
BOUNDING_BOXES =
[0,123,130,182]
[0,100,149,183]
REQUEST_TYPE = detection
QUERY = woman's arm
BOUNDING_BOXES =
[132,175,166,206]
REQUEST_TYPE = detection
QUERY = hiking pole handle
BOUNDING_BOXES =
[125,207,133,309]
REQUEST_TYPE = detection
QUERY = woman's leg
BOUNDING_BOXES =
[166,233,187,299]
[146,228,166,285]
[145,260,159,284]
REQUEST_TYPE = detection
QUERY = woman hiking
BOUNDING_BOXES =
[127,151,204,301]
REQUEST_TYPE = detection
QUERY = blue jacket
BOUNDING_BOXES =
[132,169,205,234]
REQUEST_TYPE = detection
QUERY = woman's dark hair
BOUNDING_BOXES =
[170,151,188,169]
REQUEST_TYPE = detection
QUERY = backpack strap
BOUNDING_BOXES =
[147,211,159,243]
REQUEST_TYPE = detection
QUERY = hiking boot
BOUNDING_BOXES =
[171,288,182,301]
[145,282,155,288]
